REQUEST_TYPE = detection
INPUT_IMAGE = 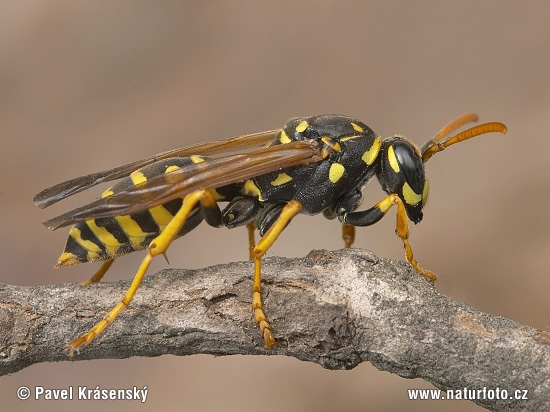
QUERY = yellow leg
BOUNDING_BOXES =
[247,221,256,260]
[80,259,114,285]
[342,224,355,248]
[378,194,436,282]
[67,189,216,356]
[252,200,302,347]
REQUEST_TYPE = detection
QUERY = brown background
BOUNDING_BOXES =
[1,1,549,411]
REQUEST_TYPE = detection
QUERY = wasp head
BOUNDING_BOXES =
[378,136,429,224]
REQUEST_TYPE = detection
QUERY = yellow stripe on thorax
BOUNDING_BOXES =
[244,179,264,201]
[279,130,292,144]
[351,122,364,133]
[362,137,381,165]
[329,163,345,183]
[296,120,308,133]
[270,173,293,187]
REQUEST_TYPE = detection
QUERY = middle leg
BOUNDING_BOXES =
[252,199,302,347]
[341,194,436,281]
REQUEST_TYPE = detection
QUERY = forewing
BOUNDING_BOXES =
[43,140,322,230]
[33,130,280,208]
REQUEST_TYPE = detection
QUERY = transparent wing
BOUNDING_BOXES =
[33,130,280,208]
[43,140,322,230]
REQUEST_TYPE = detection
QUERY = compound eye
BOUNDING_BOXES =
[393,141,425,195]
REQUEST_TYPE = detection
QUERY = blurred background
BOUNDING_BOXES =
[1,1,549,411]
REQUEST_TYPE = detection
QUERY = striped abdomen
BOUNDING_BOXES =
[56,157,206,268]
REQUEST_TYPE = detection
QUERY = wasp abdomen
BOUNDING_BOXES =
[55,157,208,267]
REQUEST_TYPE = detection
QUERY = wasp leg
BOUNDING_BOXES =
[247,221,256,260]
[342,194,436,282]
[201,190,223,227]
[80,259,114,286]
[67,189,218,356]
[252,199,302,347]
[342,224,355,248]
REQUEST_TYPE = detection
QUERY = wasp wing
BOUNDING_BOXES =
[33,130,281,209]
[43,140,322,230]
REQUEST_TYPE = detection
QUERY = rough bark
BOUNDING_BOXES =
[0,248,548,411]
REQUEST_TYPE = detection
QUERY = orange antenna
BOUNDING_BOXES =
[422,122,507,162]
[421,113,479,154]
[433,113,479,141]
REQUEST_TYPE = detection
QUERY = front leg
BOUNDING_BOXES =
[339,194,436,281]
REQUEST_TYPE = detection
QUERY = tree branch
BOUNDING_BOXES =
[1,248,548,411]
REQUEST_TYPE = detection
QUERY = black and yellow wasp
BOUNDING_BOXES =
[34,113,506,355]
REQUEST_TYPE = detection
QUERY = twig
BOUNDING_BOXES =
[0,248,548,411]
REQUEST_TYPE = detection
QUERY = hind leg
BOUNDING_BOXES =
[80,259,115,285]
[67,189,221,356]
[252,200,302,347]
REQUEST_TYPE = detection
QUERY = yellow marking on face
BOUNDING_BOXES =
[86,220,122,256]
[402,182,422,206]
[190,155,204,164]
[361,137,381,165]
[329,163,346,183]
[279,130,292,144]
[244,179,264,202]
[130,170,147,185]
[165,165,181,174]
[270,173,293,187]
[115,215,152,249]
[56,251,80,267]
[387,145,400,173]
[321,136,342,152]
[296,120,308,133]
[422,179,429,207]
[351,122,364,133]
[101,187,114,198]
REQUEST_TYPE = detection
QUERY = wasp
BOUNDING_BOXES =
[34,113,506,355]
